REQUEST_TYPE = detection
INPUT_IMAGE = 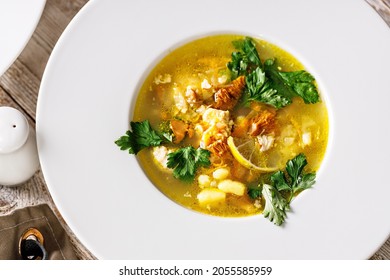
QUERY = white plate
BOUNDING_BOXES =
[36,0,390,259]
[0,0,46,76]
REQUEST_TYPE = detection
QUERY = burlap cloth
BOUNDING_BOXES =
[0,204,78,260]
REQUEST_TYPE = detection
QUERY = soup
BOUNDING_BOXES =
[117,34,328,225]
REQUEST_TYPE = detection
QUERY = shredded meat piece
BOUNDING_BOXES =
[207,140,230,157]
[170,119,188,144]
[248,109,276,136]
[213,76,245,110]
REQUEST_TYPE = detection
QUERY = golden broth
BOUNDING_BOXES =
[134,34,328,217]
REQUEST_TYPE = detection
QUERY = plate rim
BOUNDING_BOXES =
[37,0,390,259]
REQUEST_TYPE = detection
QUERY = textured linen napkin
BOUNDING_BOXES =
[0,204,78,260]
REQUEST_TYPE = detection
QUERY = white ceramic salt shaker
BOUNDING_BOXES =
[0,107,40,186]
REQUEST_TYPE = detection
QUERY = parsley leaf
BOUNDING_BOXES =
[115,130,138,154]
[248,185,263,199]
[227,37,262,79]
[232,37,262,68]
[270,171,291,192]
[227,37,320,109]
[259,154,316,226]
[295,173,316,193]
[227,52,248,80]
[271,153,316,202]
[285,153,316,196]
[115,120,164,155]
[264,59,319,104]
[262,184,289,226]
[285,153,308,185]
[246,66,266,95]
[167,147,211,181]
[242,67,291,109]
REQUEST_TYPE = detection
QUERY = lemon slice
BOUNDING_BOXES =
[227,136,279,172]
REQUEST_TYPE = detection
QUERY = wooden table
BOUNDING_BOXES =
[1,0,389,260]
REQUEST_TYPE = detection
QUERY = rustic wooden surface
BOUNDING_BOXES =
[0,0,390,260]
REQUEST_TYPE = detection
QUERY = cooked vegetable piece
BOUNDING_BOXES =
[170,119,189,144]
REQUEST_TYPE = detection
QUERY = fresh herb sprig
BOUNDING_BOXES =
[248,185,263,200]
[264,59,319,104]
[227,37,262,79]
[243,67,291,109]
[167,146,211,181]
[271,153,316,203]
[262,183,289,226]
[115,120,164,155]
[227,37,320,109]
[248,153,316,226]
[115,120,211,181]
